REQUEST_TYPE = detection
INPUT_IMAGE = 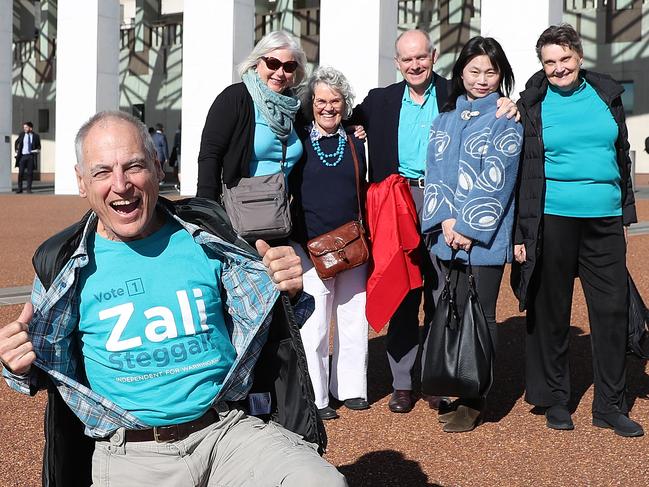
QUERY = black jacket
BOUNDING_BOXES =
[197,83,255,201]
[34,197,326,487]
[511,70,637,311]
[196,83,304,201]
[349,74,450,183]
[14,131,41,166]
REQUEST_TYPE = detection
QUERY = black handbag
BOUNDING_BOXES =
[627,271,649,359]
[421,252,495,398]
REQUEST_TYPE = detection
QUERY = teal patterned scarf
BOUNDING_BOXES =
[242,70,300,141]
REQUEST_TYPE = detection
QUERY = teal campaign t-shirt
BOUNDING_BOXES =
[77,219,236,426]
[542,80,621,218]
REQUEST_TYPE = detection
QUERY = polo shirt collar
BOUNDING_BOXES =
[402,81,434,105]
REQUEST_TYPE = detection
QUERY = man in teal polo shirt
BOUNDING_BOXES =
[352,29,516,414]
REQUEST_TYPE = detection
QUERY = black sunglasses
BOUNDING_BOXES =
[261,56,299,73]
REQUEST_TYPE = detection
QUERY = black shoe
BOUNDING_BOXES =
[26,189,32,193]
[343,398,370,410]
[15,189,23,194]
[545,405,574,431]
[317,406,339,421]
[421,394,451,411]
[593,412,644,437]
[388,390,413,413]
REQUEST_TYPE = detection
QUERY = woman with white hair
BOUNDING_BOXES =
[197,31,306,207]
[289,66,369,421]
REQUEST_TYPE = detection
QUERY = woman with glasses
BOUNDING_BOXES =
[421,36,522,432]
[197,31,305,210]
[289,66,369,421]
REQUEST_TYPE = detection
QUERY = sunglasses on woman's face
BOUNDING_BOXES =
[261,56,298,73]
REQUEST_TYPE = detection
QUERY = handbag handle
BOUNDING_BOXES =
[465,249,478,297]
[346,135,364,228]
[443,248,477,293]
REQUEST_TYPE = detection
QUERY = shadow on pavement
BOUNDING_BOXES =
[338,450,442,487]
[366,333,392,405]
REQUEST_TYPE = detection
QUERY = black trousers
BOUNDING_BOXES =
[526,215,628,415]
[17,154,35,191]
[386,185,439,390]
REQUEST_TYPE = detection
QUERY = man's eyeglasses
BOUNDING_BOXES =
[261,56,299,73]
[313,98,344,110]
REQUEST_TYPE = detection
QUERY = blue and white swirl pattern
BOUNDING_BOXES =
[475,156,505,193]
[493,127,522,156]
[422,183,456,221]
[461,197,503,231]
[432,131,451,156]
[464,127,491,159]
[455,161,477,203]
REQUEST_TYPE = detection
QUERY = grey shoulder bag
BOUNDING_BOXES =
[221,141,292,241]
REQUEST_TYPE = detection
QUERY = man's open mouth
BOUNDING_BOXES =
[110,198,140,214]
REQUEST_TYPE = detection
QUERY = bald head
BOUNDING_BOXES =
[395,29,434,59]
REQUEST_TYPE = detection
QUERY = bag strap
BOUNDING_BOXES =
[280,140,287,171]
[466,249,477,295]
[346,135,363,227]
[443,249,459,286]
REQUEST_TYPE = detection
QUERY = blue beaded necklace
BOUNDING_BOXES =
[312,135,346,167]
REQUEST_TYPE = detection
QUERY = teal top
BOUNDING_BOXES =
[398,82,439,179]
[542,80,621,217]
[250,104,302,178]
[77,219,236,426]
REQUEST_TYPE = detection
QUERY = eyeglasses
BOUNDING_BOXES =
[261,56,299,73]
[313,98,344,110]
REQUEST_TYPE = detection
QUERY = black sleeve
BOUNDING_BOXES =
[613,97,637,225]
[197,87,239,200]
[348,92,372,132]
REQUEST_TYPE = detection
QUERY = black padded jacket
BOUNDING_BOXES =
[511,69,637,311]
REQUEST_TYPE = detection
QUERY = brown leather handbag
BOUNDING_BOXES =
[306,136,369,280]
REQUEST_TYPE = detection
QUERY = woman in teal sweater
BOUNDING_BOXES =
[422,36,522,433]
[513,24,642,438]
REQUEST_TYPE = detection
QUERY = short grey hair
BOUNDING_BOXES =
[301,65,355,121]
[535,23,583,61]
[395,29,434,58]
[75,111,157,173]
[237,31,307,87]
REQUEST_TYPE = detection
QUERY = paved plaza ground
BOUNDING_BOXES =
[1,190,649,486]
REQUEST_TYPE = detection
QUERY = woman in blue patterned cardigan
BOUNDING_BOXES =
[421,36,523,433]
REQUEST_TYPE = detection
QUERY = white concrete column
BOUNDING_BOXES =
[481,0,563,99]
[319,0,398,103]
[0,0,12,193]
[180,0,254,196]
[55,0,120,194]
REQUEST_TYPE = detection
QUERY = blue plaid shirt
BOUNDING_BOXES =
[3,207,314,438]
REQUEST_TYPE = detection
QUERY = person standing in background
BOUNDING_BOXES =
[14,121,41,194]
[153,123,170,167]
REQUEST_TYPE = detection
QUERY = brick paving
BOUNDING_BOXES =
[1,192,649,486]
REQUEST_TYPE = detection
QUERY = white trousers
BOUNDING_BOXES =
[293,243,369,409]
